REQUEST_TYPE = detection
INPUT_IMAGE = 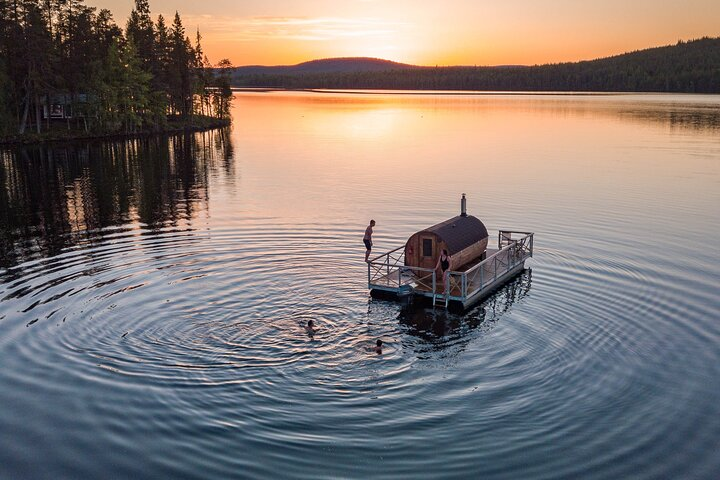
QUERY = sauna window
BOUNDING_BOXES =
[422,239,433,257]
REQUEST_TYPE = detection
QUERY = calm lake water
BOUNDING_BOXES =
[1,91,719,479]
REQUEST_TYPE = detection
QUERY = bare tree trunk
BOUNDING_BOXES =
[45,93,50,131]
[18,91,30,134]
[35,95,41,133]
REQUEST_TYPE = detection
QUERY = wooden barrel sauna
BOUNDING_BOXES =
[404,214,489,272]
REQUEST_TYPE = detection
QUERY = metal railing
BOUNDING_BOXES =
[368,230,534,303]
[367,246,405,285]
[368,246,438,292]
[458,231,534,299]
[400,266,437,292]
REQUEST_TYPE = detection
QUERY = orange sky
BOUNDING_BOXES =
[94,0,720,66]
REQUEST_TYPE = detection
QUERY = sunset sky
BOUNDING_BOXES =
[94,0,720,66]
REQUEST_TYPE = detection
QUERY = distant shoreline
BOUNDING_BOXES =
[0,117,231,147]
[231,88,707,96]
[228,38,720,95]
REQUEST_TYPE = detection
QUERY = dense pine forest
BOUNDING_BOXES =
[0,0,233,141]
[232,38,720,93]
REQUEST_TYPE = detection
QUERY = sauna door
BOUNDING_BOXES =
[419,236,435,270]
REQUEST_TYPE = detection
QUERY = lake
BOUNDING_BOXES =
[1,91,719,479]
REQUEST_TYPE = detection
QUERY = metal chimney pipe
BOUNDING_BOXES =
[461,193,467,217]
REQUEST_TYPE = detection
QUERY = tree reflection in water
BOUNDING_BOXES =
[0,129,233,270]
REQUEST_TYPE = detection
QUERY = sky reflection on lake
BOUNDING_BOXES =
[1,92,719,479]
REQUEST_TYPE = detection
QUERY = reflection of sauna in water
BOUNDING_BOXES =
[0,129,233,268]
[396,269,533,345]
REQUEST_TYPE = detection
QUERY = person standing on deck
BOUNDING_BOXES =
[436,249,452,292]
[364,220,375,262]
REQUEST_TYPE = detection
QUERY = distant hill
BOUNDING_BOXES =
[230,57,416,77]
[230,37,720,93]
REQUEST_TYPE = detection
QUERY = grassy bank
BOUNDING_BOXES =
[0,116,231,146]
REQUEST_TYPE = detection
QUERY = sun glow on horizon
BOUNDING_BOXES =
[91,0,720,67]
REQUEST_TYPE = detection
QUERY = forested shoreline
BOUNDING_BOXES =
[0,0,233,143]
[232,38,720,93]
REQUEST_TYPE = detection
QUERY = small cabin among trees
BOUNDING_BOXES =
[0,0,234,138]
[41,94,90,120]
[404,196,489,272]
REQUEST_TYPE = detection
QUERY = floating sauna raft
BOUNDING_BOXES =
[368,196,534,310]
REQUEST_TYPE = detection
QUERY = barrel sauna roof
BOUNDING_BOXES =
[422,215,489,254]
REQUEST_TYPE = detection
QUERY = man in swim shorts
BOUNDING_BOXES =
[364,220,375,262]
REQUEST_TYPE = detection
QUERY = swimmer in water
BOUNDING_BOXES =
[374,339,383,354]
[305,320,317,335]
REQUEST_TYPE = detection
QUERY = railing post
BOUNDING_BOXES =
[432,272,436,296]
[386,254,390,277]
[368,261,371,286]
[530,234,534,257]
[462,273,467,298]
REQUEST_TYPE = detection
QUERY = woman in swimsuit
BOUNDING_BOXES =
[436,249,451,292]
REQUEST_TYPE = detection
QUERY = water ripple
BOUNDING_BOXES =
[2,94,720,479]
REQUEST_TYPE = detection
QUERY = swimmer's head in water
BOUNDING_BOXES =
[308,320,314,328]
[376,339,382,347]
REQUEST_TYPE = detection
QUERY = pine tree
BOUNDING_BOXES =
[16,0,54,134]
[147,13,170,125]
[193,28,207,116]
[0,57,13,135]
[0,0,230,139]
[98,38,151,133]
[168,11,192,119]
[213,58,233,119]
[94,9,122,53]
[125,0,154,72]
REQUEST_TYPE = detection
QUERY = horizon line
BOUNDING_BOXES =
[229,36,716,69]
